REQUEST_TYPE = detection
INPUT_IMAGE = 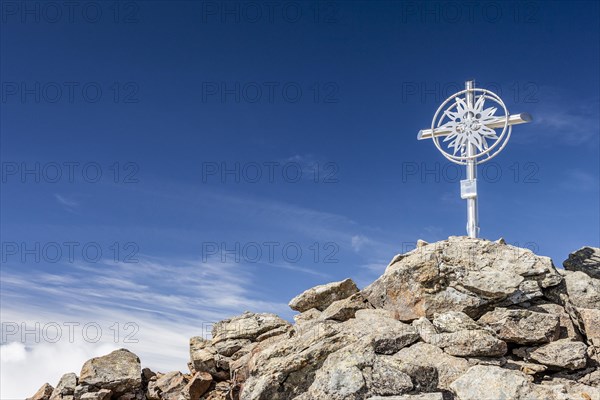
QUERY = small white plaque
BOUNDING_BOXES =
[460,179,477,199]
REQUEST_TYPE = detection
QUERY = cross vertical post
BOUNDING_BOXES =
[464,80,479,238]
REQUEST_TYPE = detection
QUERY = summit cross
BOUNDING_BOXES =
[417,79,533,238]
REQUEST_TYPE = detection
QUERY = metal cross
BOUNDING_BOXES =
[417,79,533,238]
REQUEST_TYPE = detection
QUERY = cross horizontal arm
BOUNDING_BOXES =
[417,113,533,140]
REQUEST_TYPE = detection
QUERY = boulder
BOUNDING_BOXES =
[288,278,359,312]
[432,311,482,332]
[563,271,600,310]
[393,342,470,390]
[412,315,506,357]
[211,312,291,343]
[514,339,588,370]
[184,372,212,399]
[293,308,321,325]
[450,365,566,400]
[367,395,443,400]
[320,293,373,321]
[79,349,142,396]
[146,371,187,400]
[28,383,54,400]
[362,237,562,321]
[478,308,560,344]
[528,302,582,340]
[50,373,77,400]
[300,345,413,399]
[564,247,600,279]
[79,390,111,400]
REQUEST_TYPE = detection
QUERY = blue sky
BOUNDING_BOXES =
[1,1,599,397]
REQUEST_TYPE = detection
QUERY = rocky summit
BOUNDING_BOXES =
[28,237,600,400]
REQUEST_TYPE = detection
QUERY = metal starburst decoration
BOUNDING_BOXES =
[440,95,499,156]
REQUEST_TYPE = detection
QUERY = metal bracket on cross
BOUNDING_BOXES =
[417,80,533,238]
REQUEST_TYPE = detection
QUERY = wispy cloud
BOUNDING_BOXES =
[54,194,80,212]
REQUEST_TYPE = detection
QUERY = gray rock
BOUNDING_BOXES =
[79,349,142,396]
[528,302,582,340]
[293,308,321,325]
[213,338,251,357]
[515,339,588,370]
[27,383,54,400]
[564,246,600,279]
[320,293,373,321]
[79,389,111,400]
[433,311,482,332]
[412,316,506,357]
[212,311,291,343]
[289,278,359,312]
[450,365,566,400]
[367,395,443,400]
[362,237,561,321]
[302,346,413,399]
[146,371,187,400]
[184,371,212,399]
[478,308,560,344]
[563,271,600,309]
[393,342,470,390]
[50,373,77,400]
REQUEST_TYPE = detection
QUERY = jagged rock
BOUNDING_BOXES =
[255,325,291,342]
[354,309,419,354]
[432,311,482,332]
[529,302,582,340]
[147,371,187,400]
[299,345,413,399]
[293,308,321,324]
[79,389,111,400]
[514,339,588,370]
[412,315,506,357]
[28,383,54,400]
[320,293,373,321]
[289,278,359,312]
[212,312,290,343]
[368,395,443,400]
[579,308,600,343]
[214,339,251,357]
[185,372,212,399]
[478,308,560,344]
[564,247,600,279]
[450,365,568,399]
[563,271,600,310]
[505,359,548,375]
[393,342,469,390]
[79,349,142,396]
[50,373,77,400]
[362,237,562,321]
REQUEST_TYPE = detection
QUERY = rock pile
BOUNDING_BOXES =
[28,237,600,400]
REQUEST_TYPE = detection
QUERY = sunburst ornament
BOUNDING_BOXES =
[417,80,533,238]
[441,95,499,157]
